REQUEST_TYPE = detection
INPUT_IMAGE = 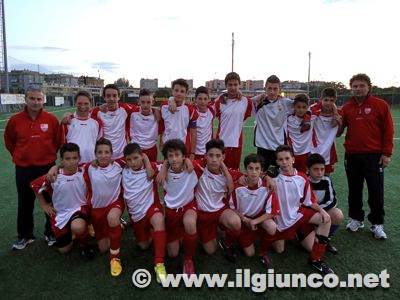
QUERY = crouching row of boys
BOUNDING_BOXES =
[31,137,343,282]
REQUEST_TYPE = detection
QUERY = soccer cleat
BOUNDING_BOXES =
[309,259,334,275]
[260,254,273,270]
[370,225,387,240]
[44,234,56,247]
[182,259,195,275]
[12,238,35,250]
[326,243,338,254]
[81,246,95,260]
[154,263,167,283]
[346,218,364,232]
[110,258,122,277]
[218,238,237,263]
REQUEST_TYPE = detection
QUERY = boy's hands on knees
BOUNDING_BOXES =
[320,209,330,224]
[41,202,56,217]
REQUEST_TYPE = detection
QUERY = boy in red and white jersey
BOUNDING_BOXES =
[310,88,342,174]
[91,84,131,159]
[160,79,198,156]
[122,143,167,283]
[192,139,241,255]
[59,91,103,163]
[262,145,334,274]
[31,143,93,258]
[285,94,314,173]
[159,139,198,275]
[214,72,253,170]
[193,86,214,160]
[127,89,161,162]
[84,138,125,277]
[221,154,279,267]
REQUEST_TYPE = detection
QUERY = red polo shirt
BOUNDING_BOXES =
[4,106,60,167]
[342,95,394,156]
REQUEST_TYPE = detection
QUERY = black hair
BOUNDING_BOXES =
[205,139,225,153]
[321,87,337,98]
[307,153,326,168]
[102,83,120,98]
[266,75,281,84]
[162,139,186,158]
[243,153,265,170]
[139,88,152,97]
[224,72,241,85]
[172,79,189,91]
[293,93,309,106]
[123,143,142,156]
[74,90,93,102]
[195,86,209,98]
[275,145,294,157]
[60,143,80,159]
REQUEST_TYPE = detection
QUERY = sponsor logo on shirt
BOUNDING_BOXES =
[364,107,372,114]
[40,123,49,132]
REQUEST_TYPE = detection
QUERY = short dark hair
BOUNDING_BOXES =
[102,84,120,98]
[275,145,294,157]
[350,73,372,88]
[307,153,326,168]
[205,139,225,153]
[224,72,241,85]
[244,153,265,170]
[123,143,142,156]
[162,139,186,158]
[266,75,281,84]
[139,88,152,97]
[321,87,337,98]
[172,79,189,91]
[74,90,93,103]
[95,137,113,154]
[195,86,209,98]
[293,93,309,106]
[60,143,80,159]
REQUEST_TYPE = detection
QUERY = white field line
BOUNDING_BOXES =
[0,107,73,123]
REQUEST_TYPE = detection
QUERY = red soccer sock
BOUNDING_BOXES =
[75,228,89,248]
[183,232,197,260]
[259,233,275,256]
[224,229,241,247]
[109,225,122,259]
[310,241,327,262]
[153,230,166,264]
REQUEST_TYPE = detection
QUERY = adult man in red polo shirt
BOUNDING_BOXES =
[338,74,394,239]
[4,86,60,250]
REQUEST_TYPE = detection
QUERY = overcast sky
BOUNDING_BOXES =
[6,0,400,87]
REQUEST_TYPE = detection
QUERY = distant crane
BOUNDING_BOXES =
[0,0,9,92]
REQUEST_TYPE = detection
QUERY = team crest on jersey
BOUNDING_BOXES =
[364,107,372,114]
[40,123,49,132]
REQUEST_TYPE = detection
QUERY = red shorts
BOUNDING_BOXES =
[50,205,89,247]
[272,207,317,241]
[224,147,242,170]
[197,206,228,244]
[90,199,125,241]
[142,145,158,162]
[238,225,266,249]
[294,153,309,174]
[131,203,164,243]
[165,200,197,243]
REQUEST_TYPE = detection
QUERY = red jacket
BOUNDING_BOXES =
[341,95,394,156]
[4,106,60,167]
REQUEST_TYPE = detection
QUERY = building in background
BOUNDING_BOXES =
[245,80,264,91]
[140,78,158,92]
[205,79,225,92]
[44,73,79,87]
[1,70,44,93]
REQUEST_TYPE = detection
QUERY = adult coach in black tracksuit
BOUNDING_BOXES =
[338,74,394,239]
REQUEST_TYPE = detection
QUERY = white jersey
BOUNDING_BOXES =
[93,104,129,159]
[160,102,197,143]
[215,96,252,147]
[252,96,293,150]
[311,114,338,165]
[31,169,87,229]
[195,107,214,155]
[122,163,159,222]
[61,116,102,163]
[129,107,159,150]
[285,114,315,155]
[274,170,316,231]
[85,161,123,208]
[163,169,198,209]
[194,162,228,212]
[229,178,279,218]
